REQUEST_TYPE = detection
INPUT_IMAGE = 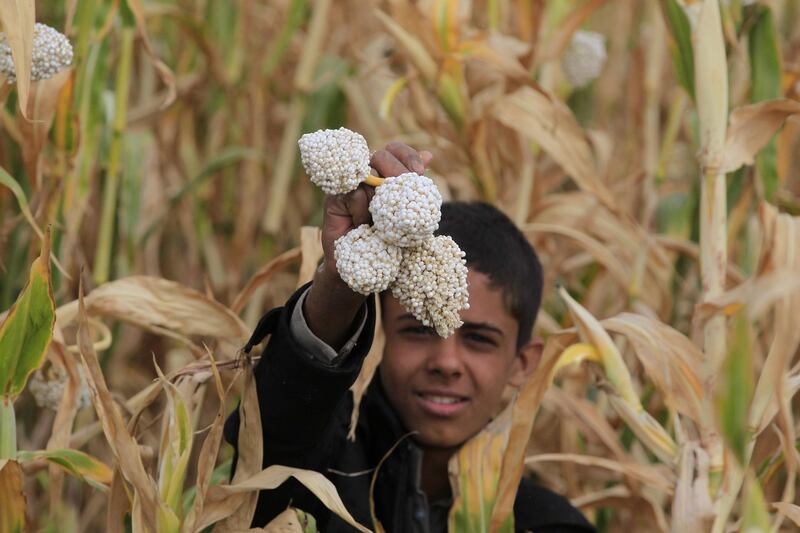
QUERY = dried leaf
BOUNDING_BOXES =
[720,99,800,174]
[0,0,35,117]
[58,276,249,348]
[231,248,302,315]
[0,459,26,533]
[218,465,371,533]
[669,443,713,533]
[771,502,800,527]
[602,313,704,423]
[524,453,675,494]
[374,9,437,84]
[297,227,323,288]
[76,282,159,532]
[493,86,618,210]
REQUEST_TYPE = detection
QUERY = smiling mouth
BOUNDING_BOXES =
[415,392,469,416]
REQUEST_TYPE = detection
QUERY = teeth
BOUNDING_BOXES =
[425,395,461,404]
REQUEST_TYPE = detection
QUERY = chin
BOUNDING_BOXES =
[413,428,472,450]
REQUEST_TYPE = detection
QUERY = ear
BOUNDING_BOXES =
[508,338,543,388]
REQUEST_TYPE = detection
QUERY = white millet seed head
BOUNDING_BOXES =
[334,224,402,295]
[298,127,371,195]
[390,235,469,338]
[28,363,91,411]
[370,172,442,248]
[0,23,73,84]
[561,30,606,88]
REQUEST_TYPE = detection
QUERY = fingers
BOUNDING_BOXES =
[371,141,433,177]
[343,186,372,227]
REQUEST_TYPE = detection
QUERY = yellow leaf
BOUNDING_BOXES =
[17,448,113,490]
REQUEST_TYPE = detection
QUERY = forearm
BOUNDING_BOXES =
[304,263,367,350]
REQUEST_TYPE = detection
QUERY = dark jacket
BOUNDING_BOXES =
[223,284,595,533]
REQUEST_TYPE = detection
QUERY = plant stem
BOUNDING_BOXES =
[94,28,134,284]
[0,398,17,459]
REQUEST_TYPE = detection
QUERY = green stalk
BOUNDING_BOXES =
[93,27,134,285]
[0,398,16,459]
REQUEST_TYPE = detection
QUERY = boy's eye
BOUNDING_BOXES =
[401,326,435,336]
[464,332,497,347]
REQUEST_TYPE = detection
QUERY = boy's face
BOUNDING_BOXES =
[379,270,541,451]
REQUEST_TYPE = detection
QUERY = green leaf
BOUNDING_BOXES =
[717,311,754,464]
[659,0,695,100]
[0,230,55,400]
[16,449,113,491]
[742,473,771,532]
[748,5,782,201]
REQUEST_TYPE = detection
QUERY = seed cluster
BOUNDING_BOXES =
[561,30,606,88]
[391,236,469,337]
[0,23,73,83]
[334,224,402,295]
[370,172,442,247]
[298,128,371,194]
[302,127,469,337]
[28,363,91,412]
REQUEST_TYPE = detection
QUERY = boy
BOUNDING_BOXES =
[224,142,594,532]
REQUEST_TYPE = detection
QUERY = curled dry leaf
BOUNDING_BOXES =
[231,247,302,315]
[720,99,800,174]
[58,276,249,355]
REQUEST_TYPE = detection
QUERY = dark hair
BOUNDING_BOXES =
[436,201,543,348]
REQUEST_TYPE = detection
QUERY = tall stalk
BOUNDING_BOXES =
[93,27,134,284]
[693,0,728,488]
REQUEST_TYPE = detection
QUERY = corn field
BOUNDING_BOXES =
[1,0,800,531]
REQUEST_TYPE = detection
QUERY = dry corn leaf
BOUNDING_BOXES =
[213,364,263,531]
[489,332,579,531]
[296,227,323,288]
[524,453,675,494]
[374,9,437,84]
[58,276,249,348]
[218,465,371,533]
[493,86,618,211]
[76,283,159,532]
[183,350,228,533]
[544,388,628,460]
[17,68,71,184]
[0,459,26,533]
[669,443,714,533]
[601,313,704,423]
[231,247,302,314]
[0,0,34,118]
[557,286,639,406]
[261,508,306,532]
[106,467,129,533]
[771,502,800,527]
[449,400,513,532]
[720,99,800,174]
[349,303,384,441]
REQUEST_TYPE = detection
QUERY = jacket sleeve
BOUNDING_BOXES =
[222,282,376,526]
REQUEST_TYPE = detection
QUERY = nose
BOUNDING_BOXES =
[425,336,464,379]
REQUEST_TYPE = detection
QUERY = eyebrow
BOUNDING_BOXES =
[397,314,504,338]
